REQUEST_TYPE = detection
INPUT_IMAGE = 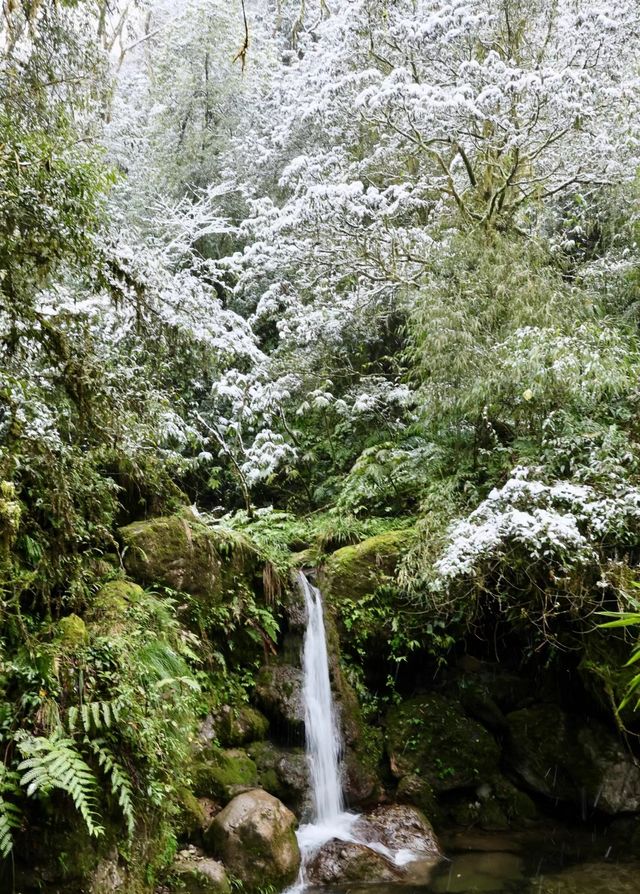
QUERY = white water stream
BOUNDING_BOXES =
[291,572,416,891]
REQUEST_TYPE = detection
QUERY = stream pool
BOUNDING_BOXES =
[307,827,640,894]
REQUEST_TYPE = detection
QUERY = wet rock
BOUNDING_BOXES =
[506,704,640,814]
[385,693,501,793]
[255,664,305,742]
[305,840,403,884]
[354,804,442,859]
[204,789,300,890]
[534,861,640,894]
[343,745,382,808]
[171,847,231,894]
[248,741,310,816]
[193,748,258,803]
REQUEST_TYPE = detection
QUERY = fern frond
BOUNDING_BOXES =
[88,739,135,838]
[0,767,22,858]
[17,731,103,838]
[68,699,118,734]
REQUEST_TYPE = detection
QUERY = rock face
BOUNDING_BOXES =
[119,515,261,604]
[506,704,640,814]
[306,840,403,884]
[248,741,311,816]
[171,848,231,894]
[255,664,305,742]
[322,529,412,604]
[205,789,300,891]
[354,804,442,860]
[385,693,501,793]
[194,748,258,802]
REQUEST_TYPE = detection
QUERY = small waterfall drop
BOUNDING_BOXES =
[299,571,344,824]
[291,571,419,892]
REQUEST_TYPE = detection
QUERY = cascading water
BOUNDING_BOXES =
[299,571,344,824]
[292,572,417,891]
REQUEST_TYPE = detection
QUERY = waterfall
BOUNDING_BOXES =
[291,572,418,891]
[299,571,344,824]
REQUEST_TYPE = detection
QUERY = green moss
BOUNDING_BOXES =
[385,693,500,793]
[218,706,269,747]
[90,579,145,619]
[323,529,414,603]
[119,516,263,608]
[56,613,88,646]
[194,749,258,802]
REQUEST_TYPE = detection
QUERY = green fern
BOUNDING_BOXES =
[0,766,22,858]
[88,739,135,838]
[68,699,120,734]
[17,730,103,838]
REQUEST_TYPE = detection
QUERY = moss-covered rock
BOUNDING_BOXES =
[322,529,412,604]
[56,613,89,647]
[205,789,300,892]
[170,847,231,894]
[248,741,310,816]
[385,693,500,793]
[506,704,640,814]
[119,515,261,605]
[178,789,220,843]
[217,705,269,747]
[87,579,145,628]
[194,748,258,803]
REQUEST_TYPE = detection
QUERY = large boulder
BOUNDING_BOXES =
[119,515,261,604]
[204,789,300,891]
[385,693,501,793]
[170,848,231,894]
[306,840,403,884]
[255,664,305,743]
[506,704,640,814]
[353,804,441,860]
[322,529,412,604]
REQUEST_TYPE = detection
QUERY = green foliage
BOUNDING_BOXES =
[17,730,103,838]
[0,584,200,857]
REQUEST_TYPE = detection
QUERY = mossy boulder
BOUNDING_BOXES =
[170,847,231,894]
[506,704,640,814]
[248,741,310,816]
[119,515,261,605]
[178,790,220,843]
[56,613,88,647]
[385,693,500,793]
[87,579,145,628]
[194,748,258,803]
[205,789,300,892]
[322,529,412,604]
[217,705,269,747]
